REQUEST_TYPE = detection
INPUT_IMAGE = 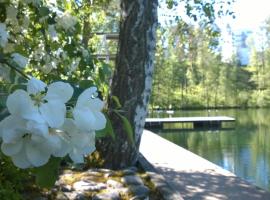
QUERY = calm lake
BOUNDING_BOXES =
[149,108,270,191]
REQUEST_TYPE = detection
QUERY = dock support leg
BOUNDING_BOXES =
[193,121,222,129]
[145,122,163,129]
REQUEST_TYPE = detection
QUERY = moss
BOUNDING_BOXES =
[0,152,163,200]
[0,152,33,200]
[85,151,105,168]
[137,168,165,200]
[59,169,108,185]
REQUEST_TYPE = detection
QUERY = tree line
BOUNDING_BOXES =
[151,18,270,110]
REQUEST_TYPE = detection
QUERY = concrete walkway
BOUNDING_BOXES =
[139,130,270,200]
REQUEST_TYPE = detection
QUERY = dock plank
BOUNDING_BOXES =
[139,130,270,200]
[145,116,235,129]
[145,116,235,123]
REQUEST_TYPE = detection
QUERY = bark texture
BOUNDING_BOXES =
[96,0,158,169]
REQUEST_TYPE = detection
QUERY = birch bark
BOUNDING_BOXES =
[96,0,158,169]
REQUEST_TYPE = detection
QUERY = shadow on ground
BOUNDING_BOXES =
[156,166,270,200]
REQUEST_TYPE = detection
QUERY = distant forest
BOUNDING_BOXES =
[150,19,270,110]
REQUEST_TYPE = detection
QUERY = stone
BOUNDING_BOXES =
[84,170,104,177]
[128,185,149,198]
[130,196,149,200]
[106,179,124,188]
[63,192,86,200]
[95,168,113,173]
[122,166,138,175]
[55,191,69,200]
[57,173,77,186]
[51,187,58,193]
[122,169,136,176]
[127,166,138,172]
[116,187,129,195]
[33,197,48,200]
[104,172,114,178]
[121,175,144,185]
[73,180,107,191]
[92,189,120,200]
[61,184,73,192]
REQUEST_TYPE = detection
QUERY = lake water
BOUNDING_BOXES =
[149,109,270,191]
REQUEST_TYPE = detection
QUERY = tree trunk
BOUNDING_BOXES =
[96,0,158,169]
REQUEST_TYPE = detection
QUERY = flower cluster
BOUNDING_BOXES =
[0,0,91,83]
[0,78,106,169]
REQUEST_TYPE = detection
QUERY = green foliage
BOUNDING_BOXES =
[32,157,61,188]
[151,23,258,109]
[0,153,31,200]
[119,114,134,144]
[111,95,122,109]
[96,113,115,140]
[109,95,134,144]
[0,0,119,191]
[165,0,235,27]
[0,0,117,99]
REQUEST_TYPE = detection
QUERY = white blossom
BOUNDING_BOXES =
[6,78,73,128]
[32,42,46,61]
[11,53,28,68]
[23,0,42,6]
[69,57,81,72]
[0,23,9,48]
[6,5,18,22]
[54,119,96,163]
[73,87,106,132]
[3,43,15,53]
[46,0,57,5]
[0,116,61,168]
[81,48,90,61]
[22,16,30,30]
[0,64,11,82]
[56,11,77,31]
[48,25,58,41]
[42,60,57,74]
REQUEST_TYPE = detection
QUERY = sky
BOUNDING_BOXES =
[219,0,270,64]
[159,0,270,31]
[158,0,270,64]
[230,0,270,31]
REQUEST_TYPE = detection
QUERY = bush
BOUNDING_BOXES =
[0,152,32,200]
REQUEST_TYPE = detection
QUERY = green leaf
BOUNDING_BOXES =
[9,69,16,83]
[33,157,61,188]
[0,4,6,23]
[96,114,115,140]
[98,63,112,83]
[111,96,122,109]
[39,7,50,17]
[0,95,7,107]
[8,84,27,94]
[64,0,72,11]
[48,15,57,24]
[79,79,94,89]
[114,111,134,144]
[67,85,84,105]
[120,115,134,144]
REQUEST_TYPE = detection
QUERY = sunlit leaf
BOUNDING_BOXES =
[114,111,134,144]
[111,96,121,109]
[119,114,134,144]
[96,114,115,140]
[39,7,50,17]
[33,157,61,188]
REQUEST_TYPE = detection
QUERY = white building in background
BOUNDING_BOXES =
[220,24,234,63]
[233,30,253,66]
[220,24,253,66]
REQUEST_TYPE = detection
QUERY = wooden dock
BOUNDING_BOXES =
[145,116,235,129]
[139,130,270,199]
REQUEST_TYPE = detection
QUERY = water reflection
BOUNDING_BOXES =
[152,109,270,191]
